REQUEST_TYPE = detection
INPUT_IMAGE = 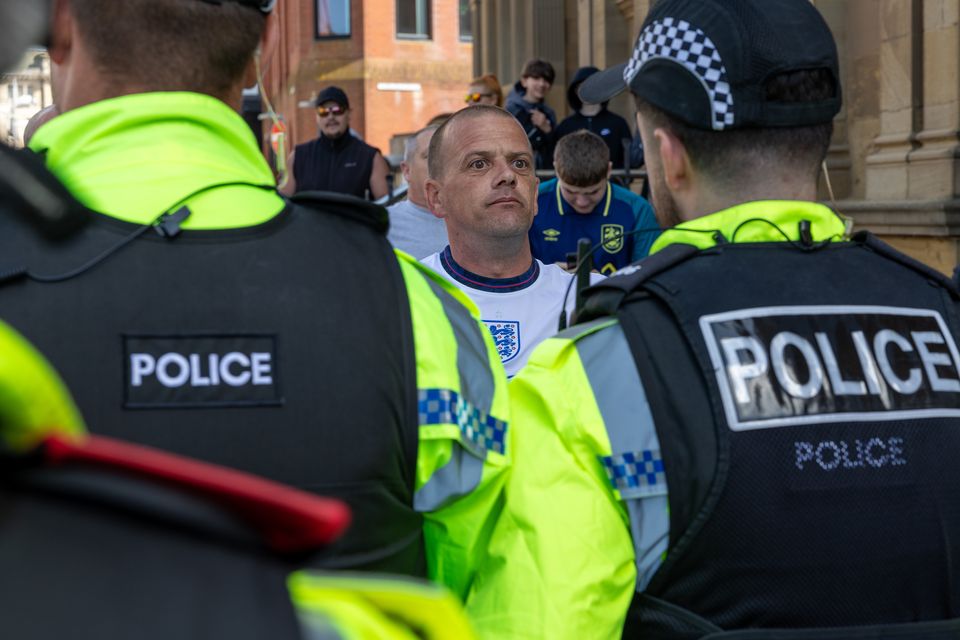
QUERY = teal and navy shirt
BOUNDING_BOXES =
[530,178,660,275]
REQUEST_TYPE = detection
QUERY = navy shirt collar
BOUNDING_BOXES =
[439,246,540,293]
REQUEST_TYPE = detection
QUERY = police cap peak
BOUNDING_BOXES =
[579,0,841,131]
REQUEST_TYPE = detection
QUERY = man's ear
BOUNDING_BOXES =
[400,162,412,183]
[48,0,72,65]
[654,127,691,192]
[424,178,446,219]
[606,161,613,180]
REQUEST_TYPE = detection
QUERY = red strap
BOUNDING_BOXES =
[42,434,351,553]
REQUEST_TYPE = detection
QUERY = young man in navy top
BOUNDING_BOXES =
[531,130,660,275]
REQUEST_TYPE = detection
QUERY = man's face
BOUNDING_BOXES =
[558,178,607,214]
[402,128,435,206]
[637,111,682,228]
[521,75,551,102]
[317,100,350,138]
[428,114,539,241]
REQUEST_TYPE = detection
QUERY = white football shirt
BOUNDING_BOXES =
[422,247,604,377]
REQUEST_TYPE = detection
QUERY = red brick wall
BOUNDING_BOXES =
[267,0,472,158]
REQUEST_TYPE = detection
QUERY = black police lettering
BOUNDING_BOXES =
[123,335,282,409]
[700,306,960,431]
[794,437,907,471]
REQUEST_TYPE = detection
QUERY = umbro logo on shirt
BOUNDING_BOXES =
[543,228,561,242]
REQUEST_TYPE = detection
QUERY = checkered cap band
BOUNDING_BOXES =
[624,17,735,130]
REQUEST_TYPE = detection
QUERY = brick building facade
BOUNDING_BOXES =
[265,0,473,159]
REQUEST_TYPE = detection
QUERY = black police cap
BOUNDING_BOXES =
[580,0,841,131]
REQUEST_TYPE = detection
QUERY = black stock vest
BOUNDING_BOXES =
[581,233,960,639]
[0,192,423,576]
[293,135,379,199]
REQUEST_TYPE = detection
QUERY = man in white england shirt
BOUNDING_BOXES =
[422,105,602,377]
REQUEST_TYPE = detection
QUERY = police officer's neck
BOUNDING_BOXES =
[682,174,819,222]
[447,236,534,280]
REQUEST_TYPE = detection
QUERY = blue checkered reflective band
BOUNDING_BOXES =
[601,450,666,493]
[419,388,507,456]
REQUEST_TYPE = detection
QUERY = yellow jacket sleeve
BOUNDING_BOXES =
[0,320,85,449]
[467,321,637,639]
[397,252,511,602]
[290,571,478,640]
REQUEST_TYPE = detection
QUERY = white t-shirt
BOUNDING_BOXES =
[422,247,604,377]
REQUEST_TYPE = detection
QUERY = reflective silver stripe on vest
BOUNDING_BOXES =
[414,443,486,512]
[298,612,349,640]
[415,277,503,512]
[576,321,670,591]
[422,277,495,417]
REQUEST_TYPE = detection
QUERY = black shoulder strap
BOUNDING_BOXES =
[0,145,90,240]
[853,230,960,300]
[577,243,701,323]
[290,191,389,235]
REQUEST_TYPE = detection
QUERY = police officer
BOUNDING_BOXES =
[0,0,509,600]
[470,1,960,638]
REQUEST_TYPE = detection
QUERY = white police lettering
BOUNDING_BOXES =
[129,352,273,388]
[770,332,823,399]
[794,437,907,471]
[721,336,767,404]
[700,306,960,430]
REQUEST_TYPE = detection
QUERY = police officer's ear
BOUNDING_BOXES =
[654,126,692,194]
[244,9,279,90]
[47,0,74,68]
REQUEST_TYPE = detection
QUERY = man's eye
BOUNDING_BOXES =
[469,159,487,170]
[514,159,529,169]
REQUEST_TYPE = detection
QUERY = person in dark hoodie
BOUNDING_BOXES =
[505,58,558,169]
[554,66,634,171]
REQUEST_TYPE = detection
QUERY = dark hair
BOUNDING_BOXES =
[554,130,609,186]
[68,0,266,96]
[428,105,522,179]
[521,58,556,85]
[635,68,835,182]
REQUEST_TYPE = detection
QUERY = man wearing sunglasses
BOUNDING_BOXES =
[282,85,390,201]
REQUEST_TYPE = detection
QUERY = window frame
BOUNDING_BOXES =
[315,0,352,41]
[396,0,433,41]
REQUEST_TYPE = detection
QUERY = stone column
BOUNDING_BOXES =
[863,0,923,202]
[909,0,960,199]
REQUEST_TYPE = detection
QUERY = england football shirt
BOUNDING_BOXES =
[422,246,604,377]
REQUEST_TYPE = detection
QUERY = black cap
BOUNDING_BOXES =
[580,0,841,131]
[315,86,350,109]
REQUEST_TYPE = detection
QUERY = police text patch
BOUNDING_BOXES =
[700,306,960,431]
[123,334,282,409]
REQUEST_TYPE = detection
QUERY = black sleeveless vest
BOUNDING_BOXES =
[582,234,960,638]
[0,191,423,576]
[293,134,378,199]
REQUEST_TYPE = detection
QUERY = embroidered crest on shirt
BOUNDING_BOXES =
[484,320,521,364]
[602,223,625,254]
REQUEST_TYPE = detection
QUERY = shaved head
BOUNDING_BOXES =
[428,106,528,180]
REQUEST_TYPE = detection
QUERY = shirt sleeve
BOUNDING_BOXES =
[466,326,637,639]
